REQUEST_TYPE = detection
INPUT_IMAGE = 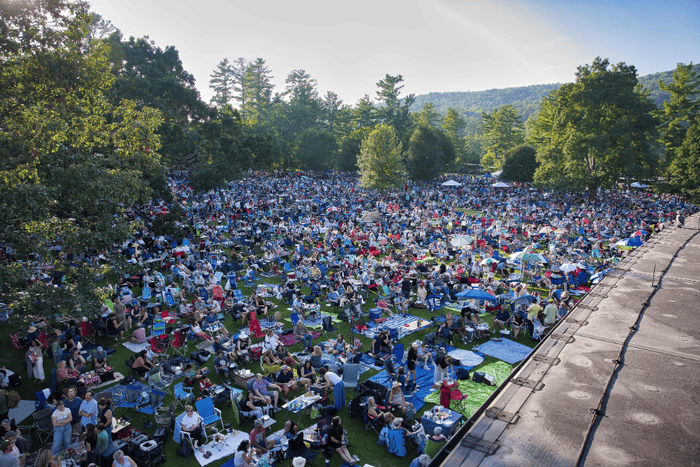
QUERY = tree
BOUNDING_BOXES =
[353,94,378,130]
[667,117,700,199]
[406,124,445,181]
[321,91,344,134]
[375,74,415,137]
[86,12,116,42]
[531,57,659,197]
[415,102,442,127]
[658,63,700,166]
[358,125,406,190]
[480,104,525,168]
[295,128,337,171]
[240,58,274,122]
[209,58,235,107]
[337,128,368,172]
[442,108,467,169]
[501,145,539,183]
[0,0,164,318]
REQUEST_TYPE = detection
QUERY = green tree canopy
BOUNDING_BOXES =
[0,0,164,318]
[658,62,700,167]
[376,74,415,137]
[480,104,525,168]
[406,124,445,181]
[209,58,235,107]
[531,57,659,197]
[358,125,406,191]
[667,117,700,200]
[501,145,539,183]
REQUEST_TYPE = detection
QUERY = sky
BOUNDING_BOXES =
[86,0,700,107]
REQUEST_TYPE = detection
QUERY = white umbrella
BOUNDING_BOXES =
[480,257,498,266]
[451,235,474,247]
[539,226,554,234]
[441,180,462,187]
[492,182,510,188]
[560,263,577,273]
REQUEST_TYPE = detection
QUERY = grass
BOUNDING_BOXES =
[1,251,540,467]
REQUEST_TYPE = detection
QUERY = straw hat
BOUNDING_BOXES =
[27,326,37,333]
[392,381,401,388]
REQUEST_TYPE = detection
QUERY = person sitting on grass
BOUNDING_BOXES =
[249,419,275,454]
[128,322,146,344]
[131,350,153,378]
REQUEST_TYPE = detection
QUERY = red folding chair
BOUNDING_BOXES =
[170,329,188,357]
[80,320,96,346]
[150,334,170,355]
[448,386,469,414]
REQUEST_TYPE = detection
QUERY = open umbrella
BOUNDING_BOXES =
[539,226,554,235]
[326,206,340,212]
[559,263,577,273]
[615,237,643,247]
[480,257,498,266]
[514,295,537,306]
[450,235,474,247]
[441,180,462,187]
[455,289,498,302]
[510,251,548,264]
[631,230,649,237]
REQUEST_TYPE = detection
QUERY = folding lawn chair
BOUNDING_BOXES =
[141,285,152,305]
[173,382,194,408]
[322,316,338,338]
[164,290,177,307]
[341,363,360,392]
[136,389,166,417]
[31,408,54,444]
[195,397,224,432]
[80,320,96,346]
[170,328,188,357]
[426,295,443,313]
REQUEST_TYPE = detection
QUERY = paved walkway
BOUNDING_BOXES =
[438,214,700,467]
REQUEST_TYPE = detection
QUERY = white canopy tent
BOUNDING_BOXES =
[492,182,510,188]
[441,180,462,187]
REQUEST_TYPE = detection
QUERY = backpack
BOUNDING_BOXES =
[176,437,193,457]
[457,367,470,380]
[0,390,20,408]
[377,426,389,446]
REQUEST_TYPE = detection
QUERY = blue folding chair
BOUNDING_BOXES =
[393,343,406,366]
[195,397,224,431]
[426,295,443,313]
[198,287,209,301]
[290,312,300,326]
[141,285,152,304]
[164,290,176,307]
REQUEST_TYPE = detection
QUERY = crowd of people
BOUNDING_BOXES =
[2,171,696,467]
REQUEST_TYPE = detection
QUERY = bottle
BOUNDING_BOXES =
[325,459,330,467]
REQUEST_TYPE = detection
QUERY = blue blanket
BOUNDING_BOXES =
[446,349,484,370]
[473,339,533,364]
[352,314,431,339]
[368,365,435,412]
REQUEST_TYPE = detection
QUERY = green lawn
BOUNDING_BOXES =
[1,258,538,467]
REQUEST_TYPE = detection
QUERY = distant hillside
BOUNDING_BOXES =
[411,64,699,134]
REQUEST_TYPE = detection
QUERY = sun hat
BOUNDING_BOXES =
[392,381,401,388]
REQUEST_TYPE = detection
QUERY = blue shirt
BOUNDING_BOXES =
[80,398,97,426]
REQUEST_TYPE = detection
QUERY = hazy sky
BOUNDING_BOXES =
[87,0,700,106]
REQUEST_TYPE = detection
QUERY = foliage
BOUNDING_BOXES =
[415,102,442,127]
[658,63,700,167]
[209,58,235,107]
[376,74,415,138]
[667,117,700,200]
[358,125,406,190]
[501,146,539,183]
[294,128,337,171]
[406,124,445,181]
[480,105,525,168]
[336,129,368,172]
[531,57,659,197]
[0,0,164,318]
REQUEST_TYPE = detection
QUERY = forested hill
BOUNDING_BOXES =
[410,64,699,126]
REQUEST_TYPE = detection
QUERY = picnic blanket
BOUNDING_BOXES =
[351,314,432,339]
[473,339,533,364]
[446,349,484,370]
[122,341,150,353]
[368,365,435,412]
[278,331,322,347]
[423,361,514,417]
